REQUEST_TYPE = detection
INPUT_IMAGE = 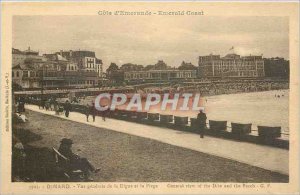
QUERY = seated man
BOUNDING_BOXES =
[58,138,100,181]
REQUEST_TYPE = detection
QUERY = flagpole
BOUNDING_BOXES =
[229,46,234,54]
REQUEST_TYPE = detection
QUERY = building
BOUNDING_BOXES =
[58,50,103,86]
[96,58,103,77]
[122,60,197,83]
[42,53,71,88]
[264,57,289,78]
[12,47,48,89]
[44,52,100,88]
[12,63,40,89]
[12,47,45,67]
[58,50,103,73]
[124,69,197,83]
[12,48,103,89]
[198,53,265,78]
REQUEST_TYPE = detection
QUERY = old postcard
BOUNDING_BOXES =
[0,1,299,194]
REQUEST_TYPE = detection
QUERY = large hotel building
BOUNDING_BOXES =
[198,53,265,78]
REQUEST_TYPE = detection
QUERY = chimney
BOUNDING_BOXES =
[70,50,73,57]
[28,46,30,51]
[60,50,63,56]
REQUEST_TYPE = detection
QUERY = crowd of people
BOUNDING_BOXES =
[138,80,289,97]
[21,95,108,123]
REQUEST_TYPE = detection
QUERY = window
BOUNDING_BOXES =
[23,71,28,77]
[12,71,14,77]
[30,71,35,77]
[16,71,19,77]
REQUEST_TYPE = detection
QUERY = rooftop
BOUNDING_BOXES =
[200,53,263,60]
[12,47,39,55]
[43,54,68,62]
[57,50,96,59]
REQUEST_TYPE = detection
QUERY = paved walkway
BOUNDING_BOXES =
[26,104,288,175]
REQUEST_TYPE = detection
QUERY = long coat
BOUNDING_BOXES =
[197,112,207,128]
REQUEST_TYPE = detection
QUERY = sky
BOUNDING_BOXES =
[13,16,289,70]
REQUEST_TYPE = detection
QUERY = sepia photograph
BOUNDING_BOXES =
[1,1,299,194]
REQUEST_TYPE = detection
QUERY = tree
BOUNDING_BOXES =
[154,60,168,70]
[106,63,124,84]
[178,61,197,70]
[144,65,154,70]
[120,63,144,71]
[106,63,119,73]
[264,58,289,78]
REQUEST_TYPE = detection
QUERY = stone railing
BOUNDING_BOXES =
[26,99,289,149]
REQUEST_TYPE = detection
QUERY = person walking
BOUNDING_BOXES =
[102,107,107,122]
[40,98,45,110]
[64,100,71,118]
[91,102,97,122]
[17,98,25,113]
[45,100,50,111]
[85,103,90,122]
[50,97,55,111]
[54,99,59,115]
[197,110,207,138]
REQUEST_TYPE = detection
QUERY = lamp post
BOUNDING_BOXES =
[40,66,44,100]
[40,64,48,101]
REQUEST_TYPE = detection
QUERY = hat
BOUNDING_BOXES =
[60,138,73,145]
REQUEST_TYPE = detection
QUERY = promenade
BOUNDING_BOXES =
[26,104,288,175]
